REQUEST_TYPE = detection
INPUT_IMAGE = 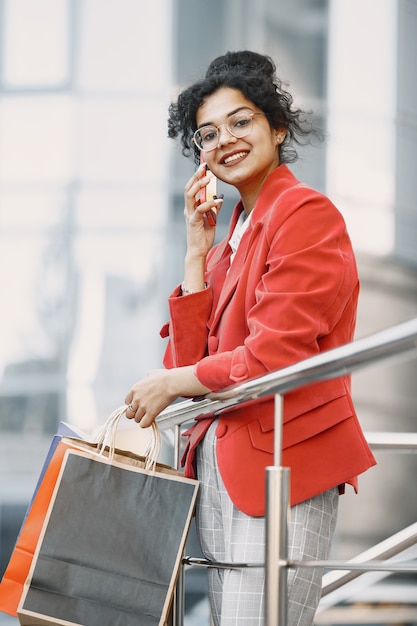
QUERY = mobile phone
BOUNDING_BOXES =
[199,154,218,226]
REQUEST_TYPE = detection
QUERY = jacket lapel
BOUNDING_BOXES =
[208,165,296,332]
[210,220,263,331]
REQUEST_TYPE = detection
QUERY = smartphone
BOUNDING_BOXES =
[199,154,218,227]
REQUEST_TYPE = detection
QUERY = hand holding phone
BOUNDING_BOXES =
[201,171,218,226]
[199,154,222,227]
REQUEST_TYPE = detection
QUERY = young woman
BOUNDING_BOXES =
[125,50,376,626]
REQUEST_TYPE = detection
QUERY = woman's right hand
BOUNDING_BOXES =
[184,163,223,259]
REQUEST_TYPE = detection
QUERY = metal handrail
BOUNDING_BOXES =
[320,521,417,596]
[156,317,417,431]
[365,431,417,451]
[158,317,417,626]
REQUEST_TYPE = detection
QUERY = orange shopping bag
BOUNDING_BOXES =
[0,435,79,617]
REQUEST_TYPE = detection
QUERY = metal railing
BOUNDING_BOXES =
[156,317,417,626]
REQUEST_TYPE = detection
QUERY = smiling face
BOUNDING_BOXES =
[196,87,282,213]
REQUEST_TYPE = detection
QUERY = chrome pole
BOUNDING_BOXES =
[274,393,283,466]
[265,393,290,626]
[265,466,290,626]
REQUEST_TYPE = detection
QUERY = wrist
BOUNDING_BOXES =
[183,255,206,295]
[184,253,206,271]
[167,366,211,397]
[181,281,208,295]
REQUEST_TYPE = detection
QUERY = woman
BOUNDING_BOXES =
[125,51,376,626]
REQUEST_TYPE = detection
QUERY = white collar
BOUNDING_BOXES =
[228,211,252,265]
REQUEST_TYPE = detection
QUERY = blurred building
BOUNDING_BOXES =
[0,0,416,623]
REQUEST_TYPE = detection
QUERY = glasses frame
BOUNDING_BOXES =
[193,111,265,152]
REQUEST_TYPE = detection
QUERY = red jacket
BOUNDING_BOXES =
[161,165,376,516]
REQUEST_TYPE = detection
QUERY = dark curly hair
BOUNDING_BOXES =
[168,50,322,165]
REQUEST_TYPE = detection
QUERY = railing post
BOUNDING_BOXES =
[265,466,290,625]
[265,393,290,626]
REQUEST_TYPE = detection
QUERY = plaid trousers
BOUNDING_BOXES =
[195,421,339,626]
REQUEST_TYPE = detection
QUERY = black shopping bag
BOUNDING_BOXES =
[18,433,199,626]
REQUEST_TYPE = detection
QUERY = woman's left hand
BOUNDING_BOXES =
[124,366,211,428]
[124,369,178,428]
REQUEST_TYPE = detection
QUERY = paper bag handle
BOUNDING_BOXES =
[93,405,160,469]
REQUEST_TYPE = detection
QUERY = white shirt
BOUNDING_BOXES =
[228,211,252,268]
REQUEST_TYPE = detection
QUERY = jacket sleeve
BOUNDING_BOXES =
[161,283,213,369]
[195,189,359,391]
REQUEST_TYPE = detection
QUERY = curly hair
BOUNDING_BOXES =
[167,50,322,165]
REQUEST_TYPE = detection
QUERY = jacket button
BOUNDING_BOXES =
[216,422,228,438]
[230,363,248,379]
[208,336,219,352]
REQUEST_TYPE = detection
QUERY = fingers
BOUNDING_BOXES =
[184,163,208,212]
[125,370,170,427]
[126,402,136,416]
[184,164,225,234]
[125,401,150,426]
[125,398,161,428]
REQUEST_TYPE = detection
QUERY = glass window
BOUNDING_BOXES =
[78,0,170,91]
[0,1,172,588]
[2,0,70,88]
[76,98,167,184]
[0,96,74,183]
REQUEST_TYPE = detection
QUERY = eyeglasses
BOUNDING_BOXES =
[193,110,265,152]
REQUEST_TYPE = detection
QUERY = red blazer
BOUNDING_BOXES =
[161,165,376,516]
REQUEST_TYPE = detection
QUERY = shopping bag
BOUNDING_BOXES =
[0,410,155,617]
[0,423,84,617]
[17,413,199,626]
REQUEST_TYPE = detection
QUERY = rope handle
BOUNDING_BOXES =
[92,405,160,469]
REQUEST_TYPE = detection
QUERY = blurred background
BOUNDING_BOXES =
[0,0,416,624]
